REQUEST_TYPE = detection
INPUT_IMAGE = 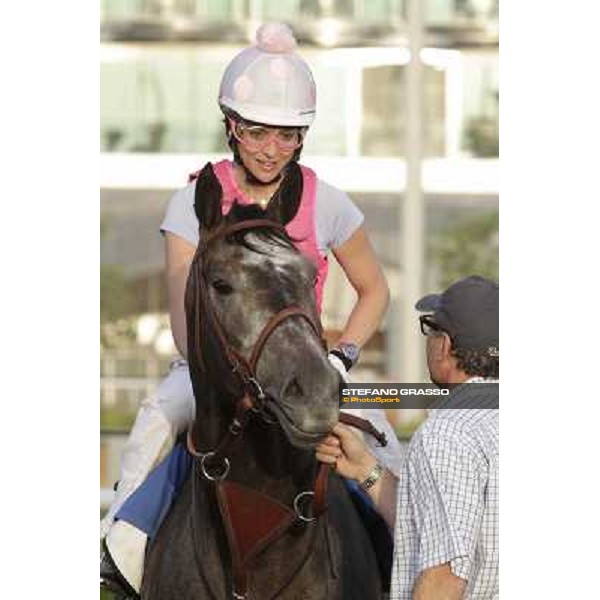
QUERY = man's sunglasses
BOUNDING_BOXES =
[419,315,453,344]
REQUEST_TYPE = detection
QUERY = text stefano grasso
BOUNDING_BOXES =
[341,387,450,396]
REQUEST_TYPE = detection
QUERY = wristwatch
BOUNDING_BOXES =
[360,463,384,491]
[330,342,360,371]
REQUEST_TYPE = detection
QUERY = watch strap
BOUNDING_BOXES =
[359,463,384,491]
[329,349,353,371]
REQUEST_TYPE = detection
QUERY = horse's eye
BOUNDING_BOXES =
[211,279,233,295]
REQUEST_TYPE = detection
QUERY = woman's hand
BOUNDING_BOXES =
[316,423,378,482]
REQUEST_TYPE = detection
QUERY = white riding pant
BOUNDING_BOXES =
[100,360,195,538]
[100,359,405,538]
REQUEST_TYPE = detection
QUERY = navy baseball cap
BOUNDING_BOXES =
[416,276,499,356]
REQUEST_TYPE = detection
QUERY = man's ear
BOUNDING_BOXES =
[440,333,454,360]
[429,333,453,365]
[193,162,224,232]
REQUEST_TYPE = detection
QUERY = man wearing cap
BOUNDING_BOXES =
[317,275,499,599]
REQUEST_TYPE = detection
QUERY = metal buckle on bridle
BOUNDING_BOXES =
[246,376,265,402]
[245,376,269,416]
[231,356,243,376]
[229,418,243,435]
[293,491,316,523]
[199,451,231,481]
[245,377,279,425]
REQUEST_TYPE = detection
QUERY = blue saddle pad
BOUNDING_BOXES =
[116,443,192,538]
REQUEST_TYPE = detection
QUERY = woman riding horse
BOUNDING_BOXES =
[101,22,402,596]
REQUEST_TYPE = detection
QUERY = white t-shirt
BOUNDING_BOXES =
[160,175,364,256]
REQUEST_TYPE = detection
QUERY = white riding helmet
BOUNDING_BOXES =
[219,23,316,127]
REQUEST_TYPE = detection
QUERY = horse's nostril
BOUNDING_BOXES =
[283,377,304,398]
[284,377,304,398]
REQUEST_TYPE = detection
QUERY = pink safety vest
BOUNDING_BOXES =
[189,160,329,313]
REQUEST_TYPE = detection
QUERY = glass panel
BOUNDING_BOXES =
[262,0,405,22]
[101,0,238,20]
[261,0,301,19]
[361,64,445,157]
[303,64,347,155]
[360,0,404,21]
[101,53,228,153]
[195,0,239,19]
[460,53,498,157]
[298,0,354,18]
[101,1,140,20]
[426,0,498,26]
[101,0,498,28]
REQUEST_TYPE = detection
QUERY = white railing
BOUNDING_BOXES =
[100,153,499,195]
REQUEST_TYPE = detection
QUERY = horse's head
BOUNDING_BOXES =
[185,165,340,449]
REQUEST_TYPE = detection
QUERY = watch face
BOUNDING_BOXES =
[339,343,360,363]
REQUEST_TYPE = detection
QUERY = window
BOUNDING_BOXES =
[361,64,445,156]
[461,53,498,157]
[427,0,498,25]
[101,52,228,153]
[101,0,239,21]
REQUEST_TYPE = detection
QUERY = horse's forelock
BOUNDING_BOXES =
[221,201,297,255]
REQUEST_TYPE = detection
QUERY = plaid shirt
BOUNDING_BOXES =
[390,380,499,599]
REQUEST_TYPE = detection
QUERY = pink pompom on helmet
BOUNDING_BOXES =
[255,22,298,53]
[218,23,316,127]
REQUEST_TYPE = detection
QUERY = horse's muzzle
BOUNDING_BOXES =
[263,398,338,449]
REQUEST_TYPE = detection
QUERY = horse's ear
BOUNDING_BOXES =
[194,163,224,232]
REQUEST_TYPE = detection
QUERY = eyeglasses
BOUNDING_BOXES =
[419,315,452,342]
[230,119,306,153]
